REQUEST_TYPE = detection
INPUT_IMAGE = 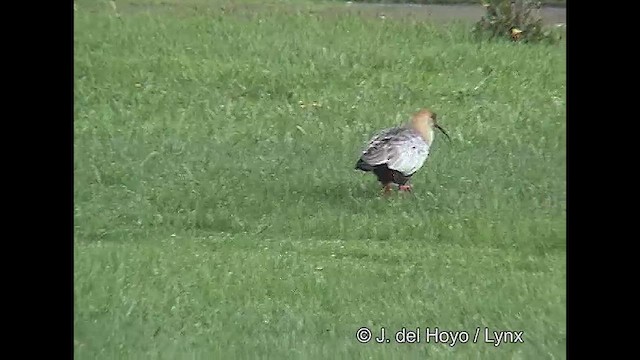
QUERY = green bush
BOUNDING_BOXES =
[472,0,560,43]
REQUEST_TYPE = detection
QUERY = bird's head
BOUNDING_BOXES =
[411,109,451,143]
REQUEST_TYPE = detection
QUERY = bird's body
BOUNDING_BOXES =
[355,109,450,193]
[355,127,430,185]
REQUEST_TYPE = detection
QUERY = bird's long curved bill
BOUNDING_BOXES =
[435,124,451,142]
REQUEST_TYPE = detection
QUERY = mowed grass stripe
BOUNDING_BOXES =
[75,237,565,359]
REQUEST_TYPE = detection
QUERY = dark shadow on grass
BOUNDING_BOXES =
[297,181,376,205]
[289,176,430,209]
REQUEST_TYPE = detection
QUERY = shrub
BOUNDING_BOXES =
[472,0,558,43]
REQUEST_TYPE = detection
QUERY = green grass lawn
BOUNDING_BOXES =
[74,1,566,358]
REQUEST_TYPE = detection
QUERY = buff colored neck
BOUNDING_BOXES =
[410,119,435,146]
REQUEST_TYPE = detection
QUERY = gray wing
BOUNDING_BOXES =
[360,127,430,176]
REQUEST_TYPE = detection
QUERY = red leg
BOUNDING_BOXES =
[399,184,412,192]
[382,183,393,195]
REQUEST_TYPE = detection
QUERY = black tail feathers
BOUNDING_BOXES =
[355,158,374,171]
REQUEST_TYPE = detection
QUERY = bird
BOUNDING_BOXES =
[355,108,450,194]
